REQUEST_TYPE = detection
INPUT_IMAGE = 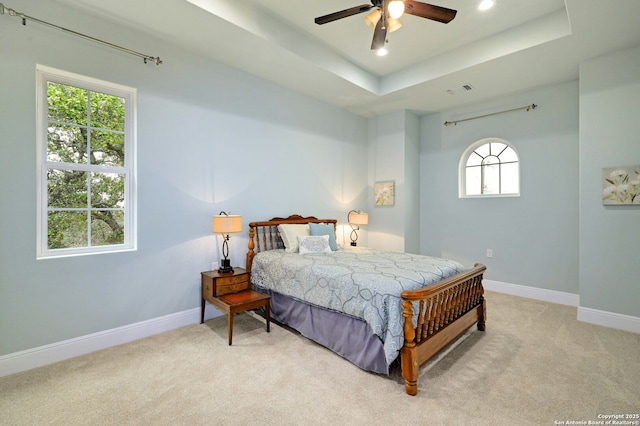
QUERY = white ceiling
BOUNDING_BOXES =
[57,0,640,117]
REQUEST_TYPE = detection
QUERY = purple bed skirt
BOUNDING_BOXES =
[257,288,390,375]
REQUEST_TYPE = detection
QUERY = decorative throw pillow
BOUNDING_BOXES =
[309,222,338,251]
[278,224,310,252]
[297,235,332,254]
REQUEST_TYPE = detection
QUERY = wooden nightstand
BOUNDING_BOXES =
[201,268,270,345]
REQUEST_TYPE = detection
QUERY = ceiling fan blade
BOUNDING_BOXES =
[404,0,457,23]
[315,4,374,25]
[371,15,388,50]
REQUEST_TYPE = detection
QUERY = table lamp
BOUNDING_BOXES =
[212,211,242,273]
[347,210,368,246]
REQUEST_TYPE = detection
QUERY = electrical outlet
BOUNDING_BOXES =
[486,249,493,258]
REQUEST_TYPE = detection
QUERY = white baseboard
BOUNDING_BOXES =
[0,307,221,378]
[577,307,640,334]
[483,279,580,306]
[484,279,640,334]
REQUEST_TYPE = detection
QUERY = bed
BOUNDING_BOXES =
[246,214,486,396]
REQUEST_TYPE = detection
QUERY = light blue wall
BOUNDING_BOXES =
[419,81,580,294]
[579,46,640,317]
[366,110,420,253]
[367,112,405,251]
[0,1,368,355]
[403,112,420,254]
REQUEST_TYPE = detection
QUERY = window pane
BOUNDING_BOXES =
[481,157,500,194]
[91,172,124,208]
[475,144,490,158]
[48,124,88,164]
[466,166,482,195]
[490,142,506,156]
[38,66,135,258]
[90,92,125,131]
[499,146,518,163]
[48,210,88,249]
[47,83,88,126]
[91,210,125,246]
[461,139,520,197]
[90,130,125,166]
[501,162,519,194]
[48,169,88,208]
[466,151,483,167]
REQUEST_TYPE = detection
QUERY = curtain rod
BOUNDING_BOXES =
[0,3,162,65]
[444,103,537,126]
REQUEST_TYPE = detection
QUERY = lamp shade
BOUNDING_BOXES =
[212,214,242,234]
[364,9,381,29]
[387,18,402,33]
[365,8,401,33]
[349,212,369,226]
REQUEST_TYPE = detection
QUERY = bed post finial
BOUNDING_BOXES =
[246,226,255,272]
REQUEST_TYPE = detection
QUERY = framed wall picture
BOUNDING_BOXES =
[602,166,640,205]
[374,181,395,206]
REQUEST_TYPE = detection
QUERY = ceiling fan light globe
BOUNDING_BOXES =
[376,47,388,56]
[364,9,382,29]
[388,1,405,19]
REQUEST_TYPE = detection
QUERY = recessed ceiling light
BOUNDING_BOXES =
[376,47,388,57]
[478,0,494,11]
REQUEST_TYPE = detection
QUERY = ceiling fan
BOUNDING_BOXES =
[314,0,457,51]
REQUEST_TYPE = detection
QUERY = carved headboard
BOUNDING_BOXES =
[246,214,337,272]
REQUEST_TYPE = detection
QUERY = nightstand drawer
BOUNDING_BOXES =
[216,274,248,286]
[201,268,250,307]
[215,274,249,295]
[216,280,248,295]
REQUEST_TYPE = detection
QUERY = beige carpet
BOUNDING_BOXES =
[1,291,639,425]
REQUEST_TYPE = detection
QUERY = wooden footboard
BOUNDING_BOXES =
[400,263,486,396]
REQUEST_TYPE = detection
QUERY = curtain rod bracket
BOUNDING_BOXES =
[1,2,162,66]
[444,103,537,126]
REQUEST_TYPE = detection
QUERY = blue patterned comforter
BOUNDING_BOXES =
[250,246,466,366]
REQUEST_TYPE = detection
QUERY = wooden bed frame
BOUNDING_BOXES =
[246,214,486,396]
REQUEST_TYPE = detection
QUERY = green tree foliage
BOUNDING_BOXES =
[47,82,126,249]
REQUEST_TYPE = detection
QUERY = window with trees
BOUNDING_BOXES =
[459,138,520,197]
[37,65,136,258]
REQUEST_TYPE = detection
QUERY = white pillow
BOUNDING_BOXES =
[297,235,332,255]
[278,224,310,252]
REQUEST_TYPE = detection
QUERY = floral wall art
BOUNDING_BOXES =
[374,181,395,206]
[602,166,640,205]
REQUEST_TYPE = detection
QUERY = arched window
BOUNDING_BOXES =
[459,138,520,197]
